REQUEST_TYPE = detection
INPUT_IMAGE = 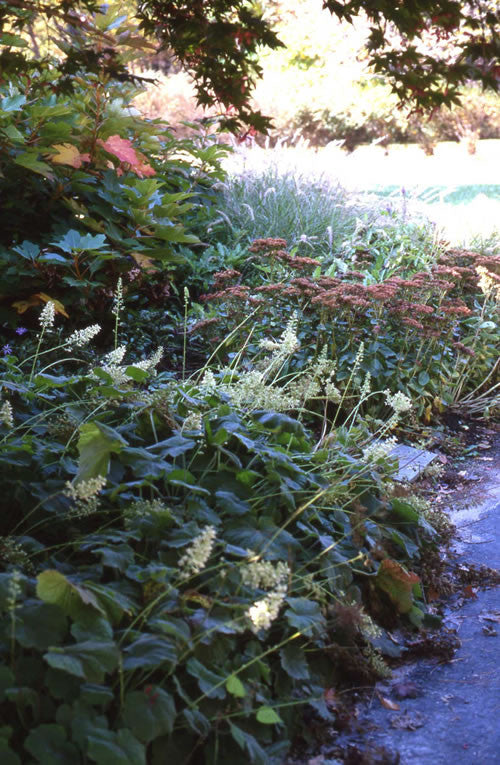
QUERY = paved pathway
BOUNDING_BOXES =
[355,440,500,764]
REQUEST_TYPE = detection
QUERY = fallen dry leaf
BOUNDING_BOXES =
[390,711,425,730]
[378,694,400,711]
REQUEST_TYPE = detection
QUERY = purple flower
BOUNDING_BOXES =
[2,344,13,356]
[15,327,27,336]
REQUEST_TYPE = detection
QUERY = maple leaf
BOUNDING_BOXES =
[97,134,155,178]
[49,143,90,169]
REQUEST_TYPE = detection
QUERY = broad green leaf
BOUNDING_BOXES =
[2,124,25,143]
[14,152,54,178]
[36,570,104,619]
[76,421,125,482]
[229,722,267,765]
[124,366,149,382]
[186,658,226,699]
[254,411,305,436]
[418,371,430,386]
[87,728,145,765]
[215,490,250,516]
[226,674,246,698]
[280,643,310,680]
[24,724,78,764]
[14,601,67,649]
[285,597,326,636]
[12,241,39,260]
[256,705,283,724]
[45,641,118,683]
[0,94,26,112]
[51,229,107,253]
[0,33,27,47]
[43,652,85,679]
[0,667,15,702]
[123,687,176,742]
[122,635,177,670]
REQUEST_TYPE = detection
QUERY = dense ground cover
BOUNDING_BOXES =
[0,63,499,765]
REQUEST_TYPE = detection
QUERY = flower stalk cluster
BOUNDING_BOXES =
[178,526,217,580]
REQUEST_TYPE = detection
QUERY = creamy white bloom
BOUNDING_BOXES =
[64,476,106,518]
[103,346,127,366]
[325,379,342,403]
[280,312,300,354]
[259,338,281,351]
[241,557,289,590]
[476,266,500,300]
[201,369,217,392]
[360,372,371,400]
[128,347,164,375]
[384,389,412,414]
[222,370,300,411]
[247,584,287,633]
[67,324,101,348]
[64,476,106,502]
[178,526,217,579]
[0,401,14,428]
[112,277,123,317]
[39,301,55,330]
[182,412,203,432]
[363,436,397,462]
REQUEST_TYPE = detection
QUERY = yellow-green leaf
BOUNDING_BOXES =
[226,675,246,698]
[36,570,104,619]
[256,706,282,725]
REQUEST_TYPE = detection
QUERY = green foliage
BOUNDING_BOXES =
[0,314,440,763]
[1,0,499,135]
[0,69,228,329]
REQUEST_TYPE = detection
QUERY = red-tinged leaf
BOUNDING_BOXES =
[97,135,155,178]
[376,559,420,613]
[133,151,156,178]
[98,134,137,164]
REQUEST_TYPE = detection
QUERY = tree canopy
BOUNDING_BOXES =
[1,0,499,131]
